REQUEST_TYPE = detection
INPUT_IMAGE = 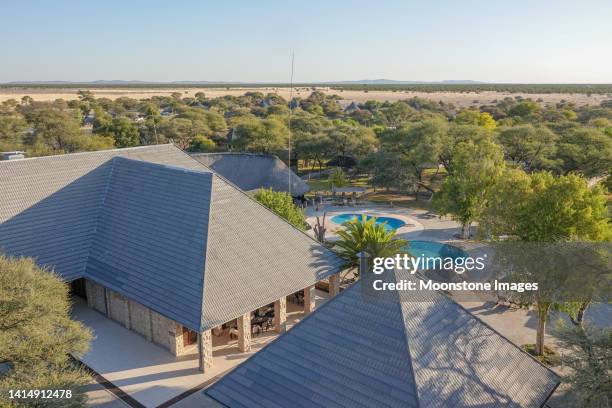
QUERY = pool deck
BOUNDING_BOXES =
[306,205,427,241]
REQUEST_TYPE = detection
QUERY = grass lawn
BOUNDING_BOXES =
[305,179,330,192]
[366,191,433,210]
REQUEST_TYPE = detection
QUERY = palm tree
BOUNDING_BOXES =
[333,215,407,278]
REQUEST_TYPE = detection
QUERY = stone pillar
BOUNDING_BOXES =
[198,330,213,372]
[303,285,316,315]
[238,313,251,352]
[104,288,112,318]
[329,274,340,298]
[274,297,287,333]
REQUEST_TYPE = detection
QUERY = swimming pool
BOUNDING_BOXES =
[402,240,467,260]
[330,213,406,232]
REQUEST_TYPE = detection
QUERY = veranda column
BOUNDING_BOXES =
[198,330,213,372]
[238,313,251,352]
[274,297,287,333]
[329,274,340,298]
[303,285,316,315]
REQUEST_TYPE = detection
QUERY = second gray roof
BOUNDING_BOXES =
[206,270,560,408]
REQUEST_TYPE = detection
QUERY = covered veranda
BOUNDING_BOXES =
[72,286,333,407]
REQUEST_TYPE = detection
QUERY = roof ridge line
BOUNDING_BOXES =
[198,172,215,332]
[0,144,175,165]
[412,270,561,381]
[111,155,212,175]
[83,157,117,279]
[191,152,279,158]
[390,269,421,408]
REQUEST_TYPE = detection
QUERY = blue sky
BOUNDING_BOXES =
[2,0,611,83]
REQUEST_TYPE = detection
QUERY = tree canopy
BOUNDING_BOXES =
[0,255,92,407]
[254,188,306,231]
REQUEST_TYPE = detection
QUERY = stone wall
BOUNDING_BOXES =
[108,290,130,328]
[85,280,106,314]
[151,310,184,355]
[83,279,187,356]
[129,300,152,341]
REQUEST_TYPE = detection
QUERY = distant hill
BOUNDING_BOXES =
[2,79,485,85]
[326,79,485,85]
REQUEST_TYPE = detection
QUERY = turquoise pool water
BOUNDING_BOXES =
[330,213,406,232]
[403,240,467,260]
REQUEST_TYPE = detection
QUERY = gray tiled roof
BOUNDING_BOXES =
[0,145,341,331]
[206,270,560,408]
[190,153,309,196]
[86,157,212,330]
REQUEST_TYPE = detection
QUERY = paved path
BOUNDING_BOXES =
[84,380,130,408]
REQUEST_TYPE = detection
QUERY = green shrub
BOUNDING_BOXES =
[254,188,307,231]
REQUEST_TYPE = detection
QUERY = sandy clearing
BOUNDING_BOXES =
[0,87,609,107]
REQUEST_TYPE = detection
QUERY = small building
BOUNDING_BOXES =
[191,152,310,197]
[344,101,359,113]
[1,151,25,161]
[206,269,560,408]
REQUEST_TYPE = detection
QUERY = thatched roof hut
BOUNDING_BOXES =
[190,152,310,197]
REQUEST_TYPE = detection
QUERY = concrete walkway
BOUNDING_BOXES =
[74,301,207,407]
[83,380,130,408]
[75,291,329,408]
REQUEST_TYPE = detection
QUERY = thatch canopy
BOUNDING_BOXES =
[191,152,310,196]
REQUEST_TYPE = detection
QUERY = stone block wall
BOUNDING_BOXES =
[129,300,153,341]
[108,290,130,328]
[85,280,106,314]
[151,310,185,355]
[83,279,187,356]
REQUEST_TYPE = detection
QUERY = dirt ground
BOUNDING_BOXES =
[0,86,609,107]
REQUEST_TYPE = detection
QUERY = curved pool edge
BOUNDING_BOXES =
[306,208,425,240]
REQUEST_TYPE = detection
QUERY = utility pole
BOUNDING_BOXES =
[288,51,295,197]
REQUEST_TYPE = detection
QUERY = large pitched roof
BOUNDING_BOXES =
[190,152,309,196]
[206,270,559,408]
[0,145,342,331]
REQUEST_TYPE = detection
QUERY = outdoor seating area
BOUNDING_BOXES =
[310,186,368,210]
[211,290,312,340]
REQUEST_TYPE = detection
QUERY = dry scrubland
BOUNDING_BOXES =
[0,87,609,107]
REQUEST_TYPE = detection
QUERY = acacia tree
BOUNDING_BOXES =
[362,151,416,192]
[556,128,612,177]
[110,117,140,147]
[380,118,448,198]
[497,124,558,172]
[0,113,28,150]
[484,172,611,356]
[233,117,288,153]
[24,108,113,154]
[439,124,492,173]
[454,110,497,131]
[434,138,505,239]
[0,255,92,407]
[325,122,378,163]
